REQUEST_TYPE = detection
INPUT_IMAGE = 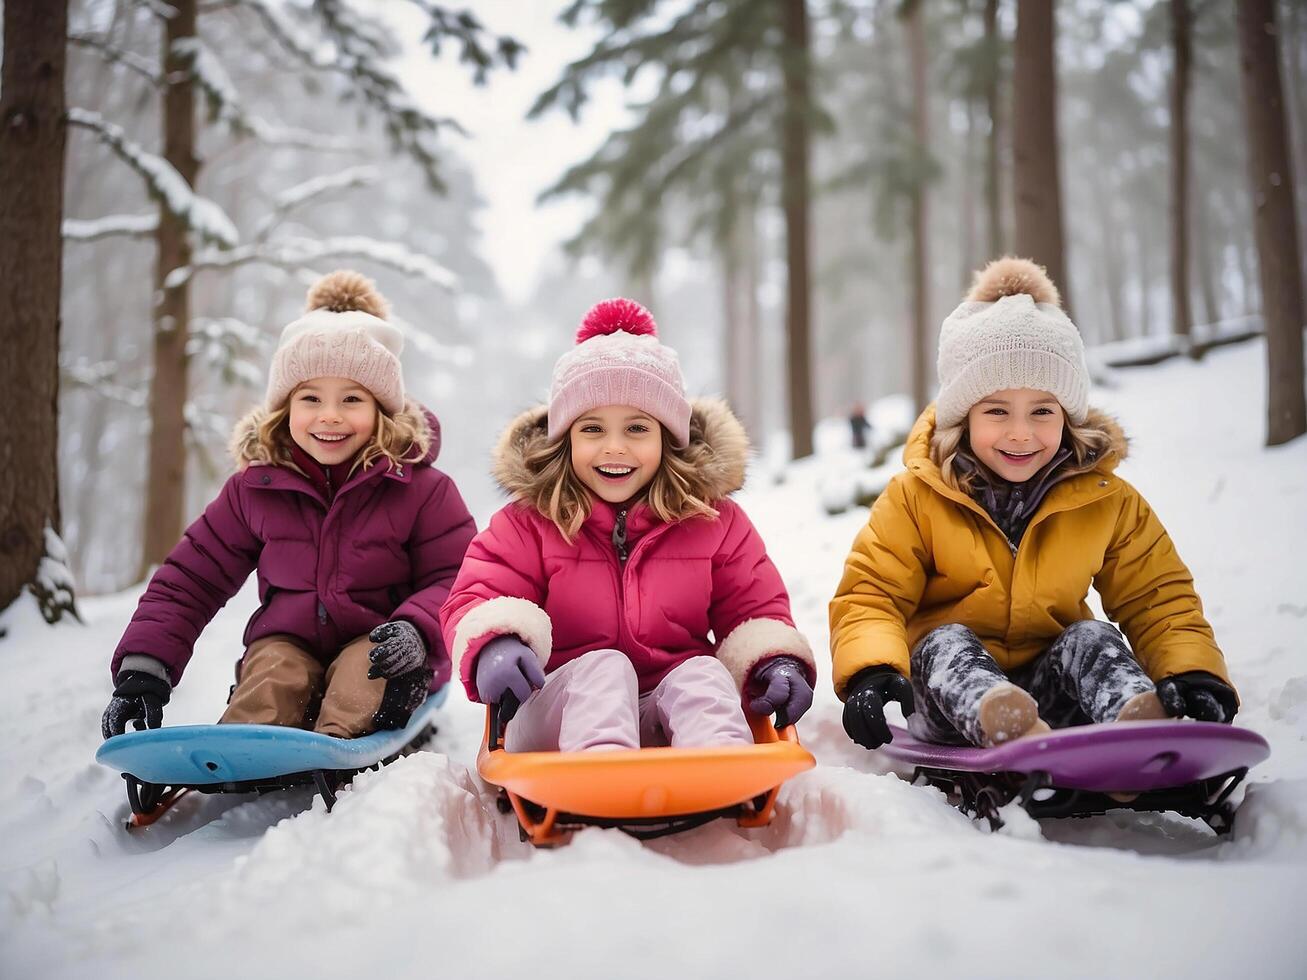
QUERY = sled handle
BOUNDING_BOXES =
[486,690,520,752]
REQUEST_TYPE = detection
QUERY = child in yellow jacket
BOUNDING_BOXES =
[829,257,1238,750]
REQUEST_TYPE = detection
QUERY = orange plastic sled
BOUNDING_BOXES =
[478,707,815,846]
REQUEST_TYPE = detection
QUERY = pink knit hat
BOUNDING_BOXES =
[265,271,406,414]
[548,298,691,448]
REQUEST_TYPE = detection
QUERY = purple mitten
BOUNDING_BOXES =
[747,656,814,729]
[474,635,546,712]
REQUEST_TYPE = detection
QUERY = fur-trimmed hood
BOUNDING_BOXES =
[227,400,442,470]
[491,396,751,505]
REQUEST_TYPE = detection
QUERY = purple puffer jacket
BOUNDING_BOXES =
[112,408,477,690]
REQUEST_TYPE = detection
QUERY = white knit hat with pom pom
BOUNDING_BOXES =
[934,256,1089,428]
[265,270,406,414]
[547,298,691,447]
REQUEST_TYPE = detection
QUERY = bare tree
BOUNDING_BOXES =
[781,0,816,458]
[0,0,79,621]
[903,0,931,411]
[1170,0,1195,353]
[1011,0,1070,307]
[1237,0,1306,445]
[983,0,1004,260]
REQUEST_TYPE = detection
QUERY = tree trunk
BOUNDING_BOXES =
[961,97,977,287]
[781,0,815,459]
[1170,0,1196,354]
[1011,0,1071,310]
[984,0,1003,260]
[1237,0,1307,446]
[905,0,931,411]
[141,0,200,576]
[742,206,763,439]
[1192,188,1221,328]
[0,0,77,620]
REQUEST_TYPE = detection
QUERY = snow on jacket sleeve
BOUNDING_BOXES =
[828,475,929,698]
[708,500,815,692]
[111,474,263,684]
[1094,483,1233,690]
[390,471,478,681]
[439,505,552,701]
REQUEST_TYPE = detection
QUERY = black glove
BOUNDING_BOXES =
[1157,671,1238,723]
[372,667,434,731]
[842,665,916,750]
[367,621,427,680]
[101,670,171,739]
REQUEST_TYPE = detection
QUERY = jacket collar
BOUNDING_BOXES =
[901,404,1129,523]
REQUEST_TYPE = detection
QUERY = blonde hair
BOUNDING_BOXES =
[233,395,431,478]
[525,425,719,542]
[929,408,1116,495]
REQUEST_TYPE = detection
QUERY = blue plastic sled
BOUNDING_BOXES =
[96,687,446,825]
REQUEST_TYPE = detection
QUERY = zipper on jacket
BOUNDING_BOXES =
[317,600,328,625]
[612,508,629,563]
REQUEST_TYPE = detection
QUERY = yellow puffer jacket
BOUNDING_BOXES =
[829,406,1231,698]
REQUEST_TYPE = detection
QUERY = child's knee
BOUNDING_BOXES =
[570,648,638,689]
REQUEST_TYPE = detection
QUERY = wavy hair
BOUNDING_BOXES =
[231,396,431,478]
[929,409,1119,495]
[524,423,719,542]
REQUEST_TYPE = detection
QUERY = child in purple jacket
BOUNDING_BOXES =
[102,271,476,740]
[441,299,816,752]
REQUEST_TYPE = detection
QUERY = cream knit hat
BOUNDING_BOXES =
[265,271,405,414]
[935,257,1089,429]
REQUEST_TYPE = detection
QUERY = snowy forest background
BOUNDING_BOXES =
[2,0,1305,619]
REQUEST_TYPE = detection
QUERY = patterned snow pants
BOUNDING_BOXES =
[906,620,1156,747]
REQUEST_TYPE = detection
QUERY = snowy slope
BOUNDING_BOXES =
[3,341,1305,979]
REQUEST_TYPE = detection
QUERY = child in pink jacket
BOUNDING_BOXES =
[440,299,816,751]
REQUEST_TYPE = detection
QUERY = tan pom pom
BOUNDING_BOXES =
[305,270,390,319]
[966,256,1061,307]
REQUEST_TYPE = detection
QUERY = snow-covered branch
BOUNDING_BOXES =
[67,33,163,85]
[252,165,380,241]
[60,356,148,409]
[169,236,458,291]
[66,108,239,248]
[129,0,179,20]
[63,213,159,242]
[186,316,270,389]
[391,314,474,366]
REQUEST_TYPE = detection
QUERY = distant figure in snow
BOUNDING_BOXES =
[441,298,816,751]
[830,257,1239,750]
[102,271,476,740]
[848,402,872,450]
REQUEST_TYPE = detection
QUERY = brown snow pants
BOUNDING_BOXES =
[220,633,386,738]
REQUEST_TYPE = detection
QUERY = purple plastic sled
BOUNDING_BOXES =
[879,720,1270,833]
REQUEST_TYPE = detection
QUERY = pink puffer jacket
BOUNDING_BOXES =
[441,399,815,700]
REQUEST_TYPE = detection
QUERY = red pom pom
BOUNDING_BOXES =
[576,298,657,343]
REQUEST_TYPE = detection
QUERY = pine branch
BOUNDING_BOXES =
[66,108,240,247]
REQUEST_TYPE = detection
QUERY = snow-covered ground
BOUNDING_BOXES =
[3,341,1305,979]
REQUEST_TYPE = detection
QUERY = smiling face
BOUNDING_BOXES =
[569,405,663,504]
[965,388,1065,482]
[287,377,378,466]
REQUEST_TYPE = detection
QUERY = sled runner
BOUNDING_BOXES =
[96,689,446,827]
[878,719,1270,834]
[478,701,815,846]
